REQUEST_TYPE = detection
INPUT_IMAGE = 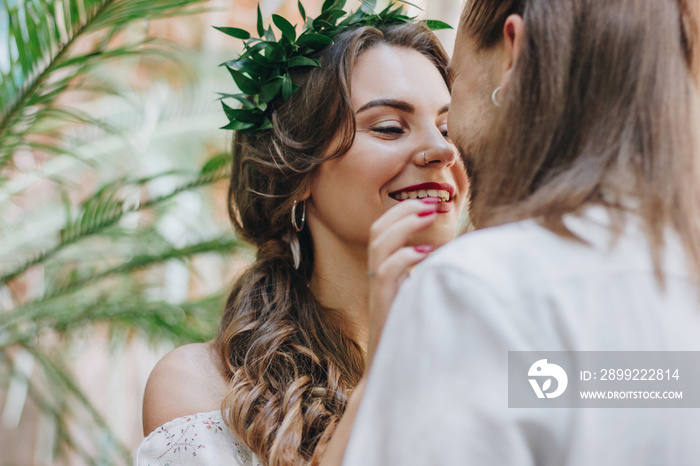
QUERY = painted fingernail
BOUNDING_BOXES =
[420,197,439,205]
[418,209,437,217]
[414,245,433,253]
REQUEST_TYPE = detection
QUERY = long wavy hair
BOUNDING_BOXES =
[460,0,700,280]
[217,22,450,465]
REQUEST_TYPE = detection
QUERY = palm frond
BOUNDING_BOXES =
[0,0,209,172]
[0,151,232,284]
[0,236,240,331]
[0,0,252,462]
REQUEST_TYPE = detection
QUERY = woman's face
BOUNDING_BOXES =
[307,44,469,251]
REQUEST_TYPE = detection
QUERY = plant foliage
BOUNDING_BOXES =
[0,0,246,463]
[217,0,451,136]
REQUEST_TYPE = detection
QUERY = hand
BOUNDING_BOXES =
[366,198,439,368]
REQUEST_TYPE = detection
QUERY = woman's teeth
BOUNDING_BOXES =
[394,189,451,202]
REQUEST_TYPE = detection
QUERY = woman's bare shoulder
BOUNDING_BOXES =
[142,341,229,436]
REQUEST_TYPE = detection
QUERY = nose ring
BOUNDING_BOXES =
[422,152,430,166]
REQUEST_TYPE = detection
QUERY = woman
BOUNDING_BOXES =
[135,5,468,465]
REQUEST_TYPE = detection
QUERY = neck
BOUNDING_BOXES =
[308,234,369,354]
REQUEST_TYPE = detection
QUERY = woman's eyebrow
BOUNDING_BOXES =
[357,99,450,117]
[357,99,415,114]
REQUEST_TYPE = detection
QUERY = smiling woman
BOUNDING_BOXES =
[310,43,464,255]
[135,4,467,465]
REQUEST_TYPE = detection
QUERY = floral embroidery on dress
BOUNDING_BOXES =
[201,417,225,433]
[153,415,213,458]
[135,411,263,465]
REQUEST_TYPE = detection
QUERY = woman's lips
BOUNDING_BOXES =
[389,182,456,205]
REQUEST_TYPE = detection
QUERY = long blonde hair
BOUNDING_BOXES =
[218,23,450,465]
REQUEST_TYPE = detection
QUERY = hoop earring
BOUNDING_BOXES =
[491,86,502,108]
[291,200,306,232]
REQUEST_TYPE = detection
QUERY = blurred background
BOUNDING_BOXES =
[0,0,461,464]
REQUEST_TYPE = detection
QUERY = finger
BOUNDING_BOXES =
[369,210,437,271]
[374,246,432,287]
[370,198,439,241]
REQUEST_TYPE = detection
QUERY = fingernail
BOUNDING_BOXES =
[414,245,433,253]
[418,209,437,217]
[420,197,439,205]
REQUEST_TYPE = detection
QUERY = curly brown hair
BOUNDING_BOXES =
[217,22,450,465]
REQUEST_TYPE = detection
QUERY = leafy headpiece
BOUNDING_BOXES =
[217,0,450,137]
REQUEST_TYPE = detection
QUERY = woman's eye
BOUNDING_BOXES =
[372,125,404,135]
[439,125,450,140]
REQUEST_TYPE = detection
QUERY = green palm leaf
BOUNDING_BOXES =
[0,0,209,172]
[0,0,251,463]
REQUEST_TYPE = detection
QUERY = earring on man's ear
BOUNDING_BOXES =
[291,200,306,232]
[491,86,502,108]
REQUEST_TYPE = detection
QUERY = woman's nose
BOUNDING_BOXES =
[413,130,457,168]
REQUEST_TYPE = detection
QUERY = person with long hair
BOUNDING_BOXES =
[134,3,468,465]
[334,0,700,464]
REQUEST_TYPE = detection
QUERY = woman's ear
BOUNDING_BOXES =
[499,14,525,90]
[299,188,311,202]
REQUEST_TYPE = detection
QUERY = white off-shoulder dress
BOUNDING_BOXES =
[134,410,263,465]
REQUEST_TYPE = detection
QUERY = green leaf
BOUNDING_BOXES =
[248,51,274,69]
[264,25,276,42]
[224,107,264,124]
[312,19,333,31]
[201,152,233,175]
[317,8,347,25]
[298,1,306,21]
[378,3,396,17]
[393,14,414,23]
[264,40,288,63]
[226,66,261,95]
[257,3,265,37]
[296,33,334,48]
[360,0,377,12]
[282,75,294,100]
[322,0,346,12]
[242,40,268,56]
[213,26,251,40]
[272,14,297,43]
[259,118,273,130]
[260,78,284,103]
[287,56,321,68]
[223,104,265,125]
[340,8,366,26]
[223,94,257,109]
[423,19,453,30]
[0,0,214,175]
[225,57,268,76]
[222,120,256,131]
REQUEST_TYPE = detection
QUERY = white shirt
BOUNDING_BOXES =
[343,207,700,465]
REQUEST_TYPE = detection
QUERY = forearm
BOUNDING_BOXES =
[318,376,367,466]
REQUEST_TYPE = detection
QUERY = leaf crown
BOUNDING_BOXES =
[217,0,450,137]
